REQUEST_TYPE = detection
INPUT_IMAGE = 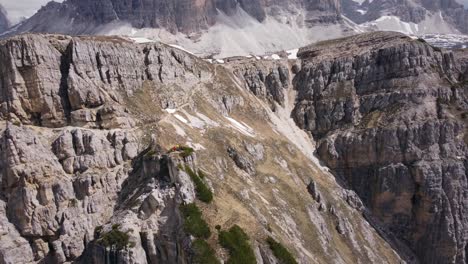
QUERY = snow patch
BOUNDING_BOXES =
[165,108,177,114]
[181,111,206,130]
[129,37,155,44]
[195,113,220,127]
[226,116,256,137]
[360,13,458,35]
[186,142,206,151]
[356,9,367,15]
[169,44,194,55]
[287,49,299,59]
[271,54,281,60]
[174,114,189,124]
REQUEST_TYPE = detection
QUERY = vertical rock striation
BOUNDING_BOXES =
[0,34,205,263]
[0,34,207,128]
[292,32,468,264]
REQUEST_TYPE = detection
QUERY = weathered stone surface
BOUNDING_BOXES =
[52,128,138,174]
[0,123,196,263]
[244,141,265,161]
[292,31,468,264]
[307,180,322,203]
[0,34,206,128]
[0,32,419,264]
[233,61,290,106]
[227,146,256,175]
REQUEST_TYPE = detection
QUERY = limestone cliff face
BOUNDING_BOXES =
[5,31,467,264]
[291,32,468,264]
[9,0,342,36]
[0,33,406,264]
[0,34,205,128]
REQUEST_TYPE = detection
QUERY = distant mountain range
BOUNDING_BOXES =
[2,0,341,35]
[0,0,468,56]
[342,0,468,34]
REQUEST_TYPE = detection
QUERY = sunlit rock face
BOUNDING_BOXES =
[292,31,468,264]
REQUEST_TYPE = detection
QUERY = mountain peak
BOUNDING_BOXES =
[0,4,10,33]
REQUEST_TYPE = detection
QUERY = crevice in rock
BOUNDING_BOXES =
[143,47,153,81]
[158,65,164,83]
[59,41,73,124]
[105,70,112,84]
[140,232,153,264]
[95,52,105,83]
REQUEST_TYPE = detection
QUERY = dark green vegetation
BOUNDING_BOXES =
[266,237,297,264]
[180,146,195,158]
[219,225,256,264]
[197,169,206,178]
[185,166,213,203]
[168,145,194,157]
[96,224,134,251]
[180,203,211,239]
[191,239,220,264]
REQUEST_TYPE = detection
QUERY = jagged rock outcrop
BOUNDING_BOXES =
[0,34,205,263]
[0,123,196,263]
[233,61,290,106]
[0,34,206,128]
[292,31,468,264]
[227,146,256,175]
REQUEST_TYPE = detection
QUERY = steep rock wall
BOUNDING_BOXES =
[292,32,468,264]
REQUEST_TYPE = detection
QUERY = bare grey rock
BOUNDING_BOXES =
[227,146,256,175]
[233,61,290,106]
[0,32,419,264]
[293,31,468,264]
[244,141,265,161]
[0,201,35,263]
[307,180,322,203]
[52,128,138,174]
[0,34,207,129]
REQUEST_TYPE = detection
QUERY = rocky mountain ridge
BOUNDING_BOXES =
[1,30,467,264]
[0,32,411,264]
[293,32,468,264]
